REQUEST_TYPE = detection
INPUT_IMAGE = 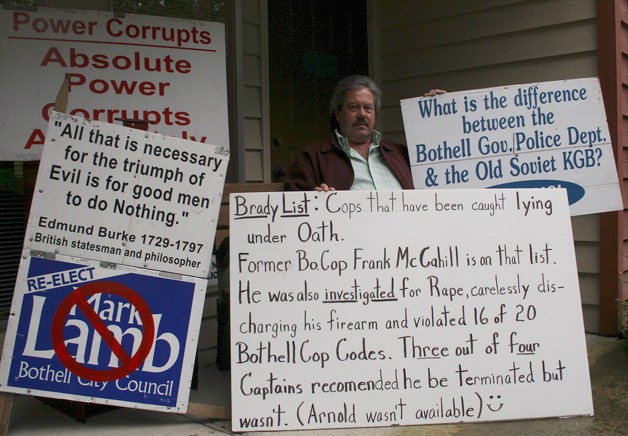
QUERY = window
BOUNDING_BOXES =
[0,163,26,318]
[0,1,224,22]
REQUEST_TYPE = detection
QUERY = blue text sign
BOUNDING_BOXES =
[401,78,622,216]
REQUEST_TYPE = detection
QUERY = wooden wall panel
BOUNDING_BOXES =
[245,119,263,150]
[244,87,263,118]
[381,24,596,81]
[240,0,270,182]
[621,0,628,308]
[245,150,265,182]
[574,241,601,274]
[382,56,598,141]
[370,0,602,331]
[243,22,262,55]
[581,304,599,332]
[244,54,262,87]
[579,273,600,306]
[379,0,593,40]
[572,214,601,242]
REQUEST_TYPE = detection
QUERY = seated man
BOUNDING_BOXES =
[283,75,443,192]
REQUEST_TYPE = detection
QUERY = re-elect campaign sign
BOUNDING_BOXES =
[0,112,227,411]
[0,7,228,160]
[401,78,622,216]
[0,255,206,411]
[27,112,227,278]
[230,189,592,431]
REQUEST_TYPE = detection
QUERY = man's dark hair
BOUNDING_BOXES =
[329,75,381,132]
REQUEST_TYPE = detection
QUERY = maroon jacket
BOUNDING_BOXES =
[283,135,414,191]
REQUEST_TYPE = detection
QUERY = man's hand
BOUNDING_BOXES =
[423,89,447,97]
[314,183,336,192]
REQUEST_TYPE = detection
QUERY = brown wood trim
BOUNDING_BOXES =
[217,182,284,228]
[184,401,231,420]
[597,0,623,335]
[221,182,284,199]
[0,393,13,436]
[215,182,284,248]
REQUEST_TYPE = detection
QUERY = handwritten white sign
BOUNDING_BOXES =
[401,78,622,216]
[230,189,593,431]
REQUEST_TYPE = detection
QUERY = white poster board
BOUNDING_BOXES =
[230,189,593,431]
[26,112,227,278]
[0,112,228,411]
[401,78,622,216]
[0,8,228,160]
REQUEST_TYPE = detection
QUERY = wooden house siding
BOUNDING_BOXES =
[597,0,626,335]
[620,1,628,304]
[242,1,271,182]
[369,0,605,332]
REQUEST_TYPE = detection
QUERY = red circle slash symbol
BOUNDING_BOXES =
[51,281,155,382]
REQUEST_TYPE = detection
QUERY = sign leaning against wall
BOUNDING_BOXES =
[0,7,228,161]
[401,78,622,216]
[0,113,229,412]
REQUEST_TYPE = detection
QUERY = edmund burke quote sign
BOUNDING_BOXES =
[230,189,593,431]
[0,113,227,411]
[26,112,227,278]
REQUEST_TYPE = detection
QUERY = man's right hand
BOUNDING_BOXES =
[314,183,336,192]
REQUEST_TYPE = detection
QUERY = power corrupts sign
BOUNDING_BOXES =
[401,78,622,216]
[0,255,206,412]
[0,7,228,161]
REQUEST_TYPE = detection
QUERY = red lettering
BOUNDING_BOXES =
[40,47,66,67]
[12,11,97,35]
[24,129,45,149]
[67,74,170,96]
[92,54,109,69]
[67,73,86,92]
[42,103,54,121]
[112,80,138,94]
[181,132,207,143]
[106,18,123,37]
[42,101,189,127]
[70,48,90,68]
[12,12,30,30]
[39,47,191,73]
[47,18,72,34]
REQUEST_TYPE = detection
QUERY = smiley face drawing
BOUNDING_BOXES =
[487,394,504,412]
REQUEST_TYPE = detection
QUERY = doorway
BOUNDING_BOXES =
[268,0,368,181]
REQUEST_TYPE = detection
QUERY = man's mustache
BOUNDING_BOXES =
[353,119,369,126]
